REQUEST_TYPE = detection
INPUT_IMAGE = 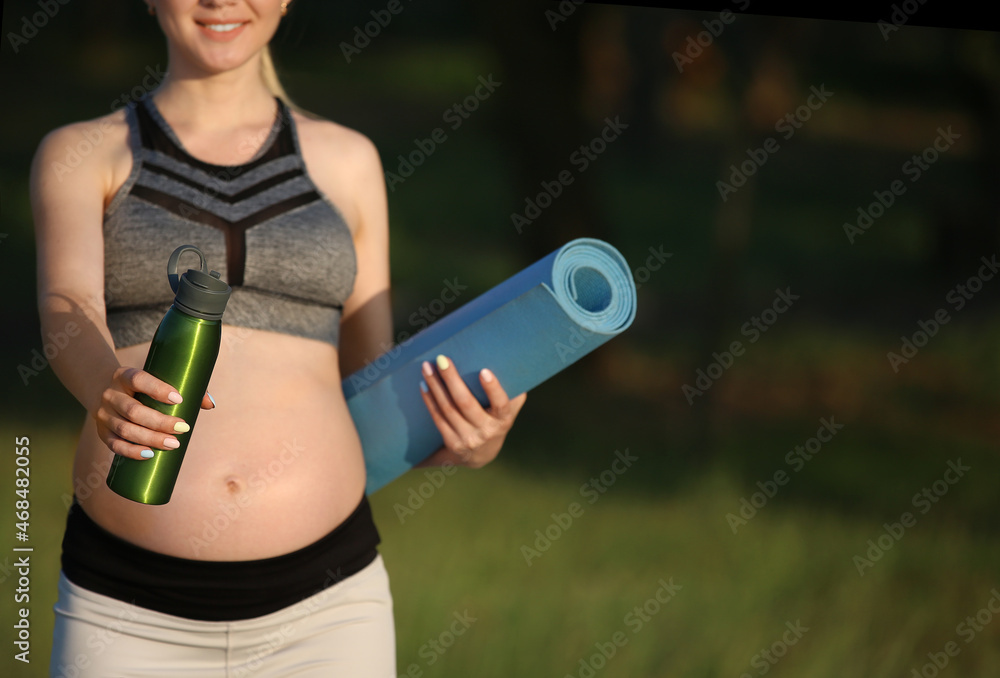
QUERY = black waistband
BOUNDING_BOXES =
[61,495,380,622]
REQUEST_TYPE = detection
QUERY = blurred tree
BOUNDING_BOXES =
[929,32,1000,278]
[474,0,613,263]
[675,18,821,462]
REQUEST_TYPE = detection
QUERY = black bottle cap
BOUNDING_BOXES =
[166,245,231,320]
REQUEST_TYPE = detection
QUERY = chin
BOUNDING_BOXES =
[192,49,262,75]
[165,11,282,75]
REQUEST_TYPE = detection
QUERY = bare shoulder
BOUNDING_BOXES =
[292,112,380,169]
[31,107,132,208]
[31,108,133,303]
[292,111,384,237]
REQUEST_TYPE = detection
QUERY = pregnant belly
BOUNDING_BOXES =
[74,327,368,561]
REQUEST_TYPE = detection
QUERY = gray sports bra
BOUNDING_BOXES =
[103,94,357,349]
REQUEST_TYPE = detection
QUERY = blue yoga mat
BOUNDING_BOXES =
[343,237,637,494]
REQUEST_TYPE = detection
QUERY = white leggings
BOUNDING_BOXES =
[49,554,396,678]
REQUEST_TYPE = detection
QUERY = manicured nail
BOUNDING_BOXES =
[481,368,494,383]
[422,361,433,377]
[436,354,449,371]
[420,380,429,393]
[167,392,183,404]
[174,421,190,433]
[140,449,154,459]
[207,392,216,408]
[163,437,180,449]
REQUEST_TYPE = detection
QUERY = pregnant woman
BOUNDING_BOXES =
[30,1,526,675]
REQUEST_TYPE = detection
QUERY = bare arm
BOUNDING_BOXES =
[304,119,527,468]
[335,133,393,377]
[30,118,205,460]
[32,121,125,414]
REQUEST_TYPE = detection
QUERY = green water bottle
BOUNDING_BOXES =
[106,245,231,505]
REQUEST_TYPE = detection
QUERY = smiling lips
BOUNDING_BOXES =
[195,19,249,42]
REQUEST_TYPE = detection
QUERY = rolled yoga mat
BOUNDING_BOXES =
[343,237,638,494]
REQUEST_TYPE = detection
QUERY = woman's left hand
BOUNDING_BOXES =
[417,354,527,468]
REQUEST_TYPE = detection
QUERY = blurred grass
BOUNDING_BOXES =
[4,323,1000,677]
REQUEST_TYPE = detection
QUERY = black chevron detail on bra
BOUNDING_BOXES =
[129,184,322,288]
[142,162,307,204]
[129,96,321,286]
[134,98,294,174]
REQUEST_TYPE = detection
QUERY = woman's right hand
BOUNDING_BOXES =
[93,366,215,460]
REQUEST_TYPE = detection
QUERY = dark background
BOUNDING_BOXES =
[2,2,999,677]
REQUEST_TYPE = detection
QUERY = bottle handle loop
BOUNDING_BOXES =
[167,245,208,293]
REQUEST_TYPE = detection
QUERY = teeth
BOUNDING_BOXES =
[205,23,242,32]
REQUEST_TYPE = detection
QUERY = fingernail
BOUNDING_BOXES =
[420,380,429,393]
[168,392,183,404]
[163,437,180,449]
[481,368,494,383]
[436,354,449,371]
[140,449,154,459]
[207,392,217,408]
[174,421,190,433]
[422,361,433,377]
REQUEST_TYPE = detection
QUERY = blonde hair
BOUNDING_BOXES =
[261,45,321,120]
